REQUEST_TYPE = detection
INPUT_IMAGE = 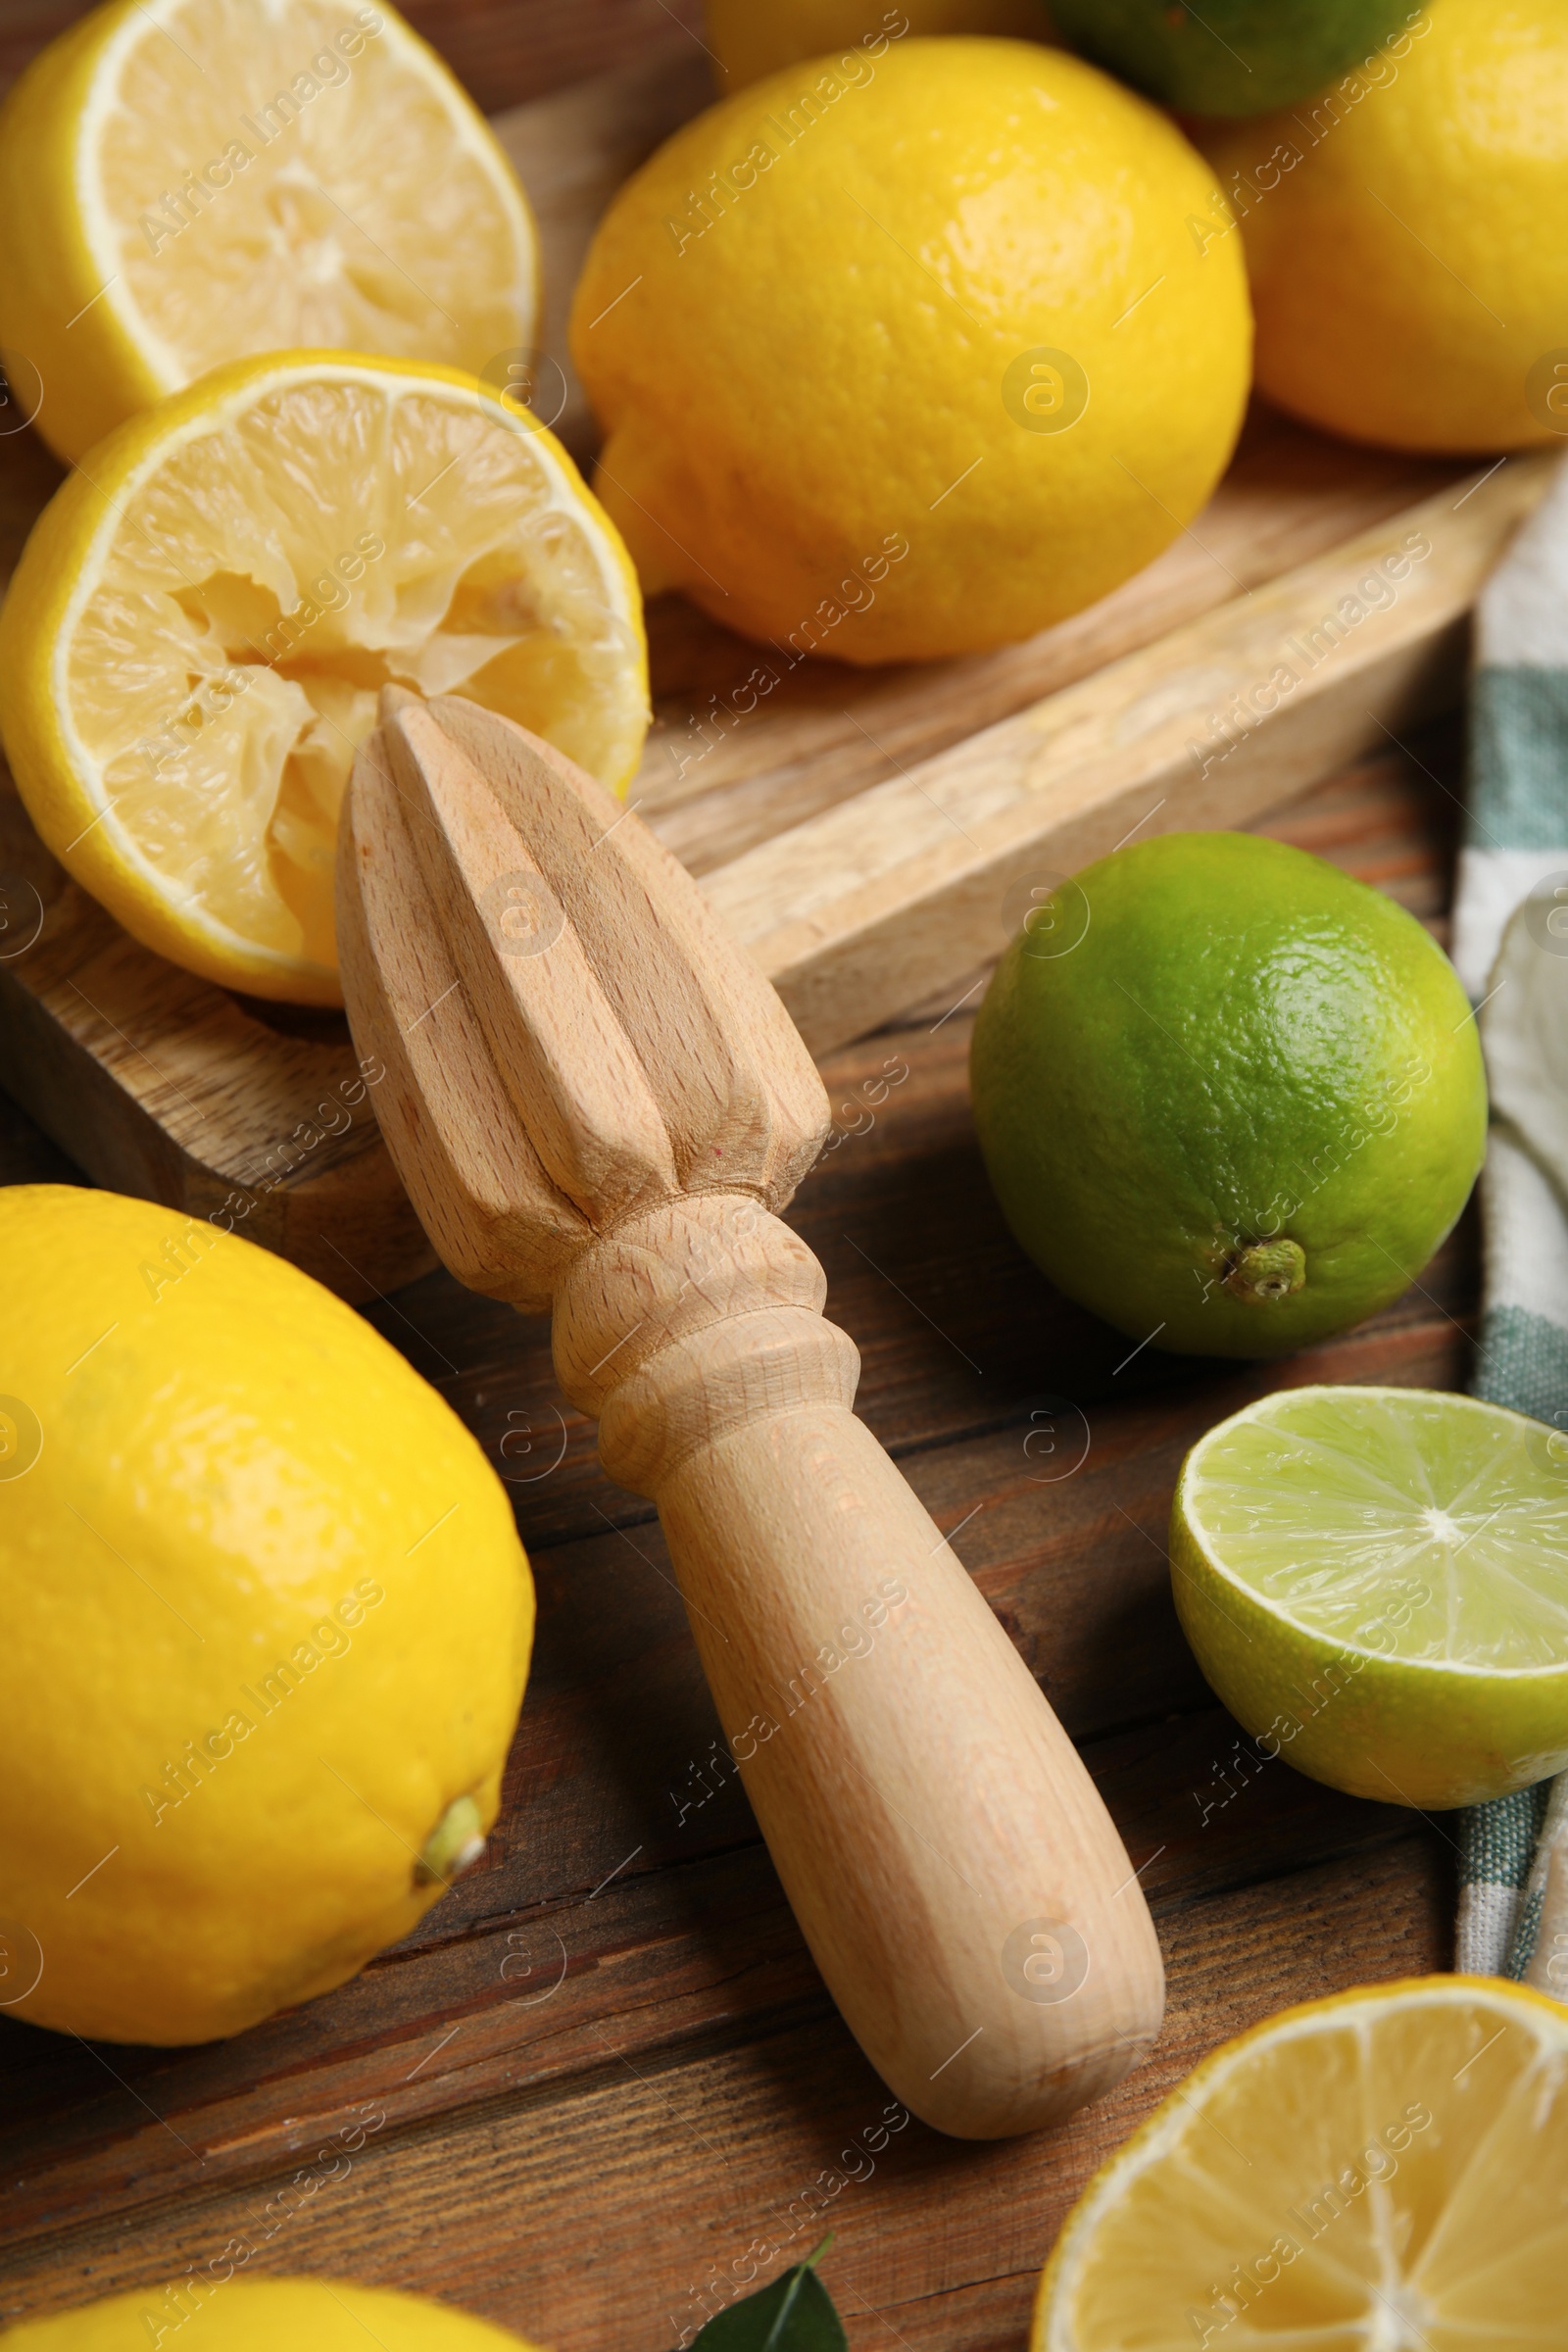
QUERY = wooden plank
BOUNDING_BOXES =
[638,406,1456,875]
[705,457,1549,1056]
[0,3,710,117]
[0,1592,1452,2245]
[0,1838,1449,2348]
[408,4,708,122]
[0,726,1474,2332]
[0,1128,1478,2248]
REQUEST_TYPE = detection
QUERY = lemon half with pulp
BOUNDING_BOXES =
[1035,1976,1568,2347]
[0,0,538,465]
[0,351,649,1003]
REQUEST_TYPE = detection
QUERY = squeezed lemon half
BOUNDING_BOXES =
[0,351,649,1002]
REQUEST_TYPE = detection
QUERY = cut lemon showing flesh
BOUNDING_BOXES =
[0,0,538,466]
[0,352,649,1003]
[1171,1386,1568,1811]
[1034,1976,1568,2350]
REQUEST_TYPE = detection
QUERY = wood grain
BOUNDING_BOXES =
[0,1,710,117]
[0,723,1474,2341]
[706,458,1549,1056]
[0,1840,1448,2351]
[334,694,1164,2137]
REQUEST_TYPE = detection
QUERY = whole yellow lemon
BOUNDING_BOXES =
[571,37,1251,663]
[0,1186,532,2046]
[1,2281,546,2352]
[1203,0,1568,453]
[707,0,1051,90]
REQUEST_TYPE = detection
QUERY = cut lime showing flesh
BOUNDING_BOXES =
[1171,1386,1568,1809]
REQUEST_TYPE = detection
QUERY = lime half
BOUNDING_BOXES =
[1171,1386,1568,1809]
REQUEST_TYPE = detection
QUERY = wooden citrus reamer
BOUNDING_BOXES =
[335,687,1164,2138]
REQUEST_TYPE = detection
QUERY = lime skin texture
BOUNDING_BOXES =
[968,832,1488,1360]
[1049,0,1416,117]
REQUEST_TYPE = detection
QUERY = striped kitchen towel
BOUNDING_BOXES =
[1452,453,1568,1992]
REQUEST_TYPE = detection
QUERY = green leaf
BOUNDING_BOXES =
[689,2236,846,2351]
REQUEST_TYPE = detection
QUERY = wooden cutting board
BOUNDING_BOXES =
[0,36,1547,1300]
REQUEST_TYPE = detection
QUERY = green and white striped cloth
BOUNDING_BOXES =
[1452,454,1568,1988]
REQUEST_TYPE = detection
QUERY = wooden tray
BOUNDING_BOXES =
[0,37,1547,1298]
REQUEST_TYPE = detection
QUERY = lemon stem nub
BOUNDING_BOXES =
[1224,1239,1307,1304]
[416,1795,486,1887]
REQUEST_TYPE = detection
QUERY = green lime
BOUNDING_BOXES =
[969,832,1487,1359]
[1049,0,1415,118]
[1171,1385,1568,1809]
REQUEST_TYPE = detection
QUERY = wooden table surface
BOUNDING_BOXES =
[0,724,1466,2352]
[0,0,707,115]
[0,7,1466,2350]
